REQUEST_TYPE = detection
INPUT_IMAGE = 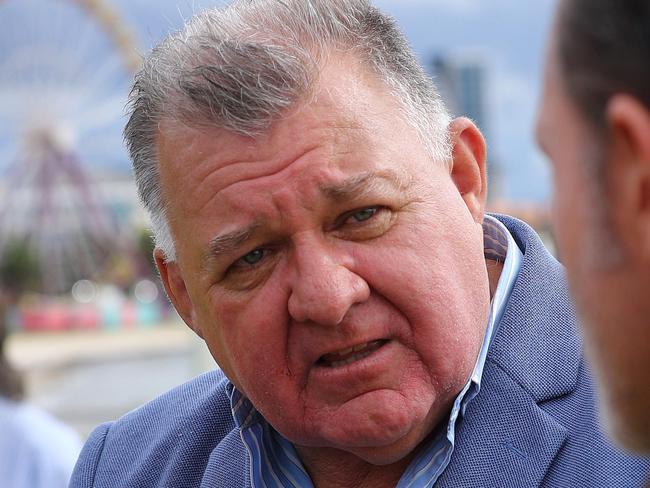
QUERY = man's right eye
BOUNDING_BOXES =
[236,248,266,267]
[219,246,280,290]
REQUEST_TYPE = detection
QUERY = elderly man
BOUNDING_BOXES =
[72,1,649,487]
[537,0,650,455]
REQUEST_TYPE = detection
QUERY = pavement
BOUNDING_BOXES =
[5,320,216,438]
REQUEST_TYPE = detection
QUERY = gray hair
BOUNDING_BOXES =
[125,0,451,261]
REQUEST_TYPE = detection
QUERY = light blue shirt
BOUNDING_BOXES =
[228,215,523,487]
[0,398,82,488]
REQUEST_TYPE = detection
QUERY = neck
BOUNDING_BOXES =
[486,258,504,299]
[295,446,415,488]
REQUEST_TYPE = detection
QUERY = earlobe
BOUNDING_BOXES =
[606,95,650,259]
[154,248,203,338]
[448,117,488,223]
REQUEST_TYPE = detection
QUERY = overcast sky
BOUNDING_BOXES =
[1,0,559,203]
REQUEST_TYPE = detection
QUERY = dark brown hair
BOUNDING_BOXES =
[0,311,24,401]
[558,0,650,131]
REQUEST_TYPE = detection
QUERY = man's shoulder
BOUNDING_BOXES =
[489,213,582,401]
[71,368,247,488]
[116,367,234,430]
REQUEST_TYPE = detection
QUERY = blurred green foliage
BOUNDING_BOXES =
[136,227,157,276]
[0,239,41,295]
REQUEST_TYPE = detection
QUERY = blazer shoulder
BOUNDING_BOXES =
[72,369,238,488]
[115,368,234,435]
[489,213,581,401]
[69,422,111,488]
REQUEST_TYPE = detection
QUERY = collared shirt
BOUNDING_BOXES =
[227,215,523,488]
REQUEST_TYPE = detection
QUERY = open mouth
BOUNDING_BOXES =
[317,339,389,368]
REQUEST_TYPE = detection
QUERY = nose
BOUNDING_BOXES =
[287,244,370,326]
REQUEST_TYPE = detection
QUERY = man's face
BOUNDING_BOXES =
[157,58,490,464]
[536,34,603,292]
[537,31,650,451]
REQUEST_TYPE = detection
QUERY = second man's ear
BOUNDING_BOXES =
[606,95,650,260]
[448,117,488,224]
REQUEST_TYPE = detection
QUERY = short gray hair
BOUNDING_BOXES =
[125,0,451,261]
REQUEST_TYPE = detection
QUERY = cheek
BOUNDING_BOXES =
[352,213,490,381]
[551,187,573,256]
[551,162,590,267]
[201,284,292,391]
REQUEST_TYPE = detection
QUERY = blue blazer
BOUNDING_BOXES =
[70,215,650,487]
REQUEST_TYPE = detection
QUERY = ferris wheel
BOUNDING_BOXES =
[0,0,142,295]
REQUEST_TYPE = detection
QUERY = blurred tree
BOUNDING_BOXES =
[0,240,37,399]
[136,228,157,277]
[0,307,23,400]
[0,239,41,296]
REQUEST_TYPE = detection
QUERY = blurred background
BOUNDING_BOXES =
[0,0,558,443]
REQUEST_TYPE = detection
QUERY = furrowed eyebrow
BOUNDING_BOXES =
[200,170,411,271]
[319,169,412,201]
[202,224,259,270]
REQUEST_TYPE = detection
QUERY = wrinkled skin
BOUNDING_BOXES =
[156,56,492,485]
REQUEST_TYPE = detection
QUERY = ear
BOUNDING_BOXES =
[448,117,488,224]
[154,248,204,339]
[605,95,650,259]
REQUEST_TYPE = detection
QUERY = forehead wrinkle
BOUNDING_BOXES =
[201,223,260,271]
[319,168,414,202]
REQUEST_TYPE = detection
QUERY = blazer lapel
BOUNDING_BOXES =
[434,215,582,488]
[200,429,252,488]
[435,362,567,487]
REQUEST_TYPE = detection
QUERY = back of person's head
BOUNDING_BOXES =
[124,0,450,262]
[0,317,23,401]
[549,0,650,455]
[558,0,650,132]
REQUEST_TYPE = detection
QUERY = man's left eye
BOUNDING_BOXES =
[335,206,392,239]
[346,207,379,224]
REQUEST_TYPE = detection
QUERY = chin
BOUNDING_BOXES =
[600,393,650,455]
[340,419,436,466]
[305,422,414,457]
[292,415,430,467]
[605,420,650,455]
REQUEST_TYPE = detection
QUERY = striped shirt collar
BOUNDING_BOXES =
[227,215,523,488]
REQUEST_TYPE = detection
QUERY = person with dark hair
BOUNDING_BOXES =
[0,296,82,487]
[537,0,650,454]
[0,299,24,402]
[71,1,649,486]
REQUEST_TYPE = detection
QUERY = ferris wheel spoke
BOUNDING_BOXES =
[0,0,141,295]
